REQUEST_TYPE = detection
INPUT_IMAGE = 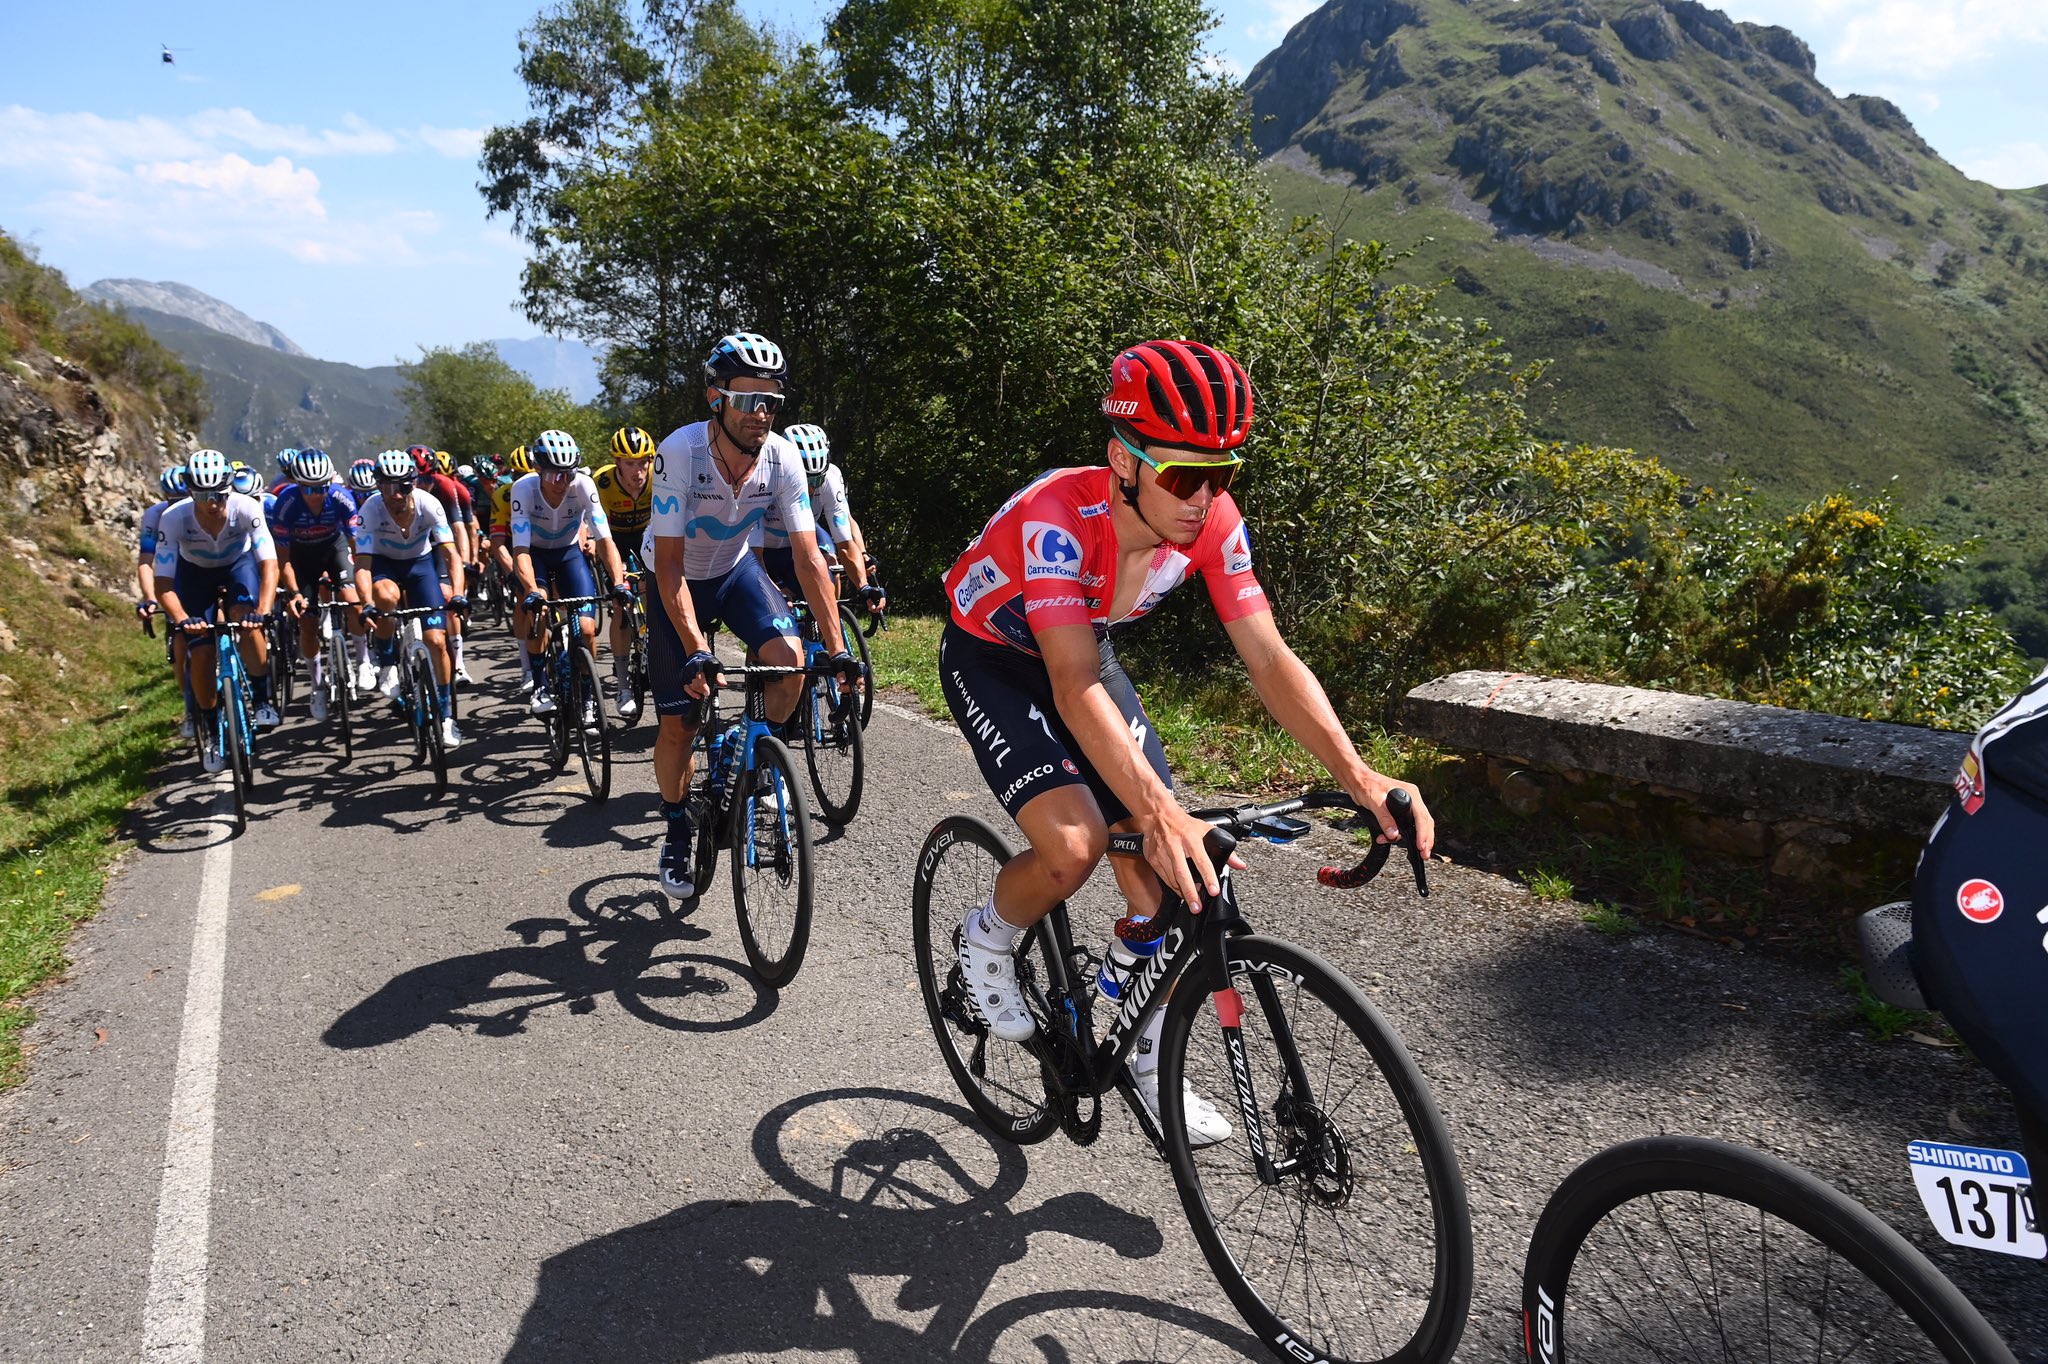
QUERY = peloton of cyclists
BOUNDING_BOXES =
[644,332,861,900]
[153,450,283,768]
[411,446,478,685]
[936,339,1434,1145]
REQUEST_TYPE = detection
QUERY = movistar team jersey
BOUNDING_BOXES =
[758,464,851,553]
[941,465,1267,656]
[353,490,452,561]
[592,463,652,540]
[509,472,611,549]
[268,482,360,546]
[152,494,277,574]
[650,422,813,580]
[139,498,180,562]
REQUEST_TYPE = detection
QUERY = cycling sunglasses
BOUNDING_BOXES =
[1113,428,1244,499]
[714,388,787,415]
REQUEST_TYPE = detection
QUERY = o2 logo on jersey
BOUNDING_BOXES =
[1957,878,2004,924]
[953,556,1008,614]
[1222,523,1253,576]
[1023,521,1082,580]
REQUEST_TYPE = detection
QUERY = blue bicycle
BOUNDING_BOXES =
[789,601,864,826]
[687,661,816,986]
[177,606,262,835]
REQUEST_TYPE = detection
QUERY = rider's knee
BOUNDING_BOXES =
[1038,822,1109,893]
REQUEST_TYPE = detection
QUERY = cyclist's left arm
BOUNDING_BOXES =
[1223,609,1433,858]
[249,507,280,616]
[777,459,846,654]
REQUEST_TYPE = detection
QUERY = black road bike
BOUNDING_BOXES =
[912,790,1473,1364]
[527,596,611,803]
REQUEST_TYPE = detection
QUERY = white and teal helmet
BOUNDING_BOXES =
[783,423,830,478]
[185,449,232,494]
[372,448,415,483]
[532,428,582,470]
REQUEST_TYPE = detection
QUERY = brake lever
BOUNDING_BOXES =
[1316,788,1430,897]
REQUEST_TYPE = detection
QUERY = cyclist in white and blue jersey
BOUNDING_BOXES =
[153,450,281,769]
[510,429,631,718]
[645,332,859,899]
[756,423,885,619]
[352,448,466,749]
[139,464,194,736]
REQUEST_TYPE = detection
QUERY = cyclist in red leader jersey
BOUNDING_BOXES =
[939,339,1435,1144]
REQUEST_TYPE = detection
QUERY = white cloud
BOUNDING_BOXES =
[1247,0,1318,44]
[1832,0,2048,77]
[0,104,451,267]
[1957,141,2048,189]
[417,126,487,160]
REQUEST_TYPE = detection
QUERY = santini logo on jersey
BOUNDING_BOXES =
[953,556,1009,613]
[1222,522,1253,576]
[1023,522,1082,580]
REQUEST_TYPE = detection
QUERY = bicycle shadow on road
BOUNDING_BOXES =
[500,1086,1265,1363]
[323,872,776,1047]
[127,766,238,853]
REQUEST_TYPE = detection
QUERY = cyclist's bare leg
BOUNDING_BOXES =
[369,579,402,640]
[424,626,451,686]
[752,635,803,725]
[990,785,1113,930]
[654,713,699,803]
[185,635,219,708]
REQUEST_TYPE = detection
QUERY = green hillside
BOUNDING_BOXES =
[1250,0,2048,561]
[126,307,408,461]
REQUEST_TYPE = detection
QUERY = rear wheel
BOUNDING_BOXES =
[909,816,1063,1145]
[269,618,295,713]
[730,736,813,987]
[220,688,248,837]
[801,676,864,825]
[544,646,570,771]
[568,644,611,803]
[1521,1136,2019,1364]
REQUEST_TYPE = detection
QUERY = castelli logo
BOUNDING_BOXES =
[1957,878,2004,924]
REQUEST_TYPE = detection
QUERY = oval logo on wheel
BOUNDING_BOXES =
[1956,878,2003,924]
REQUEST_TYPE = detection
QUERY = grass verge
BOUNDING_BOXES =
[0,522,178,1088]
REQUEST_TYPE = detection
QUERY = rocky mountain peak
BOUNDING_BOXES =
[80,278,308,358]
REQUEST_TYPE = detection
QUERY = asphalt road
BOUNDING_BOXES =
[2,626,2043,1362]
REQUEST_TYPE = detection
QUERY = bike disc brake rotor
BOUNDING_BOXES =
[1277,1094,1353,1207]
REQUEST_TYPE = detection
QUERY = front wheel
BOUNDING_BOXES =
[568,645,611,803]
[1521,1136,2019,1364]
[838,605,874,728]
[324,625,353,764]
[413,651,446,793]
[730,736,812,986]
[801,677,864,825]
[1160,935,1472,1364]
[909,816,1064,1146]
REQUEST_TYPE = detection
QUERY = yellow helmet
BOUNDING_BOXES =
[507,444,533,476]
[433,449,454,476]
[611,427,656,460]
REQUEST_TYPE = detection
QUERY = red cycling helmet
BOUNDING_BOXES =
[406,444,435,476]
[1101,340,1252,452]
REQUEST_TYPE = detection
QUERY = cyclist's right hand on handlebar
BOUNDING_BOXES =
[1137,803,1244,911]
[136,598,159,619]
[521,590,547,613]
[679,650,720,699]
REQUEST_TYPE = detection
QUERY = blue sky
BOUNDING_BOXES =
[2,0,2042,367]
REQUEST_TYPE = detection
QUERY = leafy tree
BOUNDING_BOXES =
[396,343,607,459]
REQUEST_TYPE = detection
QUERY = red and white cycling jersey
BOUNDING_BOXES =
[943,466,1268,655]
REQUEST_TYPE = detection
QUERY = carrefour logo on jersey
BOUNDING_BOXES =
[1222,523,1252,576]
[1023,522,1082,580]
[954,556,1009,613]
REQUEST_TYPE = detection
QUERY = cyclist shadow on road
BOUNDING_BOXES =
[128,767,240,853]
[501,1086,1266,1363]
[323,872,776,1048]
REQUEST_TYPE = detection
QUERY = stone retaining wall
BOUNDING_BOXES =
[1400,671,1969,888]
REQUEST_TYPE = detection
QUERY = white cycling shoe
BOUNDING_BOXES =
[353,661,378,694]
[439,717,464,748]
[615,688,639,720]
[199,727,226,774]
[455,660,475,684]
[376,665,403,701]
[252,703,281,730]
[956,936,1037,1043]
[1132,1069,1234,1149]
[530,687,557,715]
[309,690,329,722]
[180,713,196,740]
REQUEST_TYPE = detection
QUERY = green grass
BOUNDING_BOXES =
[1521,866,1575,902]
[862,612,947,719]
[1840,965,1941,1042]
[0,524,179,1088]
[1581,902,1642,936]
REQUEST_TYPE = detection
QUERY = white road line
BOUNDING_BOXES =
[875,698,958,736]
[139,786,234,1364]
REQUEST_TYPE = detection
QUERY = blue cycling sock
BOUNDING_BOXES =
[376,637,397,666]
[252,675,272,704]
[436,682,452,718]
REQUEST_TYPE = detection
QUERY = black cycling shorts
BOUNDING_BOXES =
[939,620,1169,824]
[287,537,355,595]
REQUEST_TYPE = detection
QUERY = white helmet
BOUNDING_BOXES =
[784,423,830,477]
[532,428,581,470]
[347,459,378,493]
[372,449,415,483]
[294,449,335,485]
[186,449,232,494]
[704,332,787,384]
